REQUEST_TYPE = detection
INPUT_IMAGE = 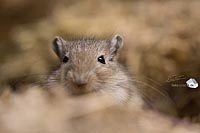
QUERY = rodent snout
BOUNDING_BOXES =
[72,73,90,88]
[75,79,88,87]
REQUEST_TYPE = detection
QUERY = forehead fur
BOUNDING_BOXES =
[64,38,112,69]
[66,38,110,53]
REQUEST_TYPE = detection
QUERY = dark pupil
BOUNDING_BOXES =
[98,55,105,64]
[63,56,69,63]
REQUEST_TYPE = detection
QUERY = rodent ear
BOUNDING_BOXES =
[110,34,123,56]
[52,36,66,59]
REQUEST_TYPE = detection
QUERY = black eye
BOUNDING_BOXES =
[98,55,106,64]
[63,56,69,63]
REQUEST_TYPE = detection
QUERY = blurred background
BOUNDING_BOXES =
[0,0,200,130]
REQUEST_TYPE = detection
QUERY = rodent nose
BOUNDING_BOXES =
[76,80,87,87]
[73,76,88,88]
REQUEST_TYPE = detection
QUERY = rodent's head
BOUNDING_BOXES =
[52,35,125,95]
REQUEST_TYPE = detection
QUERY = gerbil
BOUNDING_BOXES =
[47,35,143,104]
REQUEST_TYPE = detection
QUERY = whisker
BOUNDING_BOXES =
[132,79,166,96]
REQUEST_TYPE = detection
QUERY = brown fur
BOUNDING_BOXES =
[47,35,143,105]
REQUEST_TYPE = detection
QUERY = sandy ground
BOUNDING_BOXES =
[0,0,200,132]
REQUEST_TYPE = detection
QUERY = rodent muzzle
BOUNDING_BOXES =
[72,73,89,88]
[75,80,88,88]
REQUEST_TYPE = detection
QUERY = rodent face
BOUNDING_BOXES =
[52,35,124,95]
